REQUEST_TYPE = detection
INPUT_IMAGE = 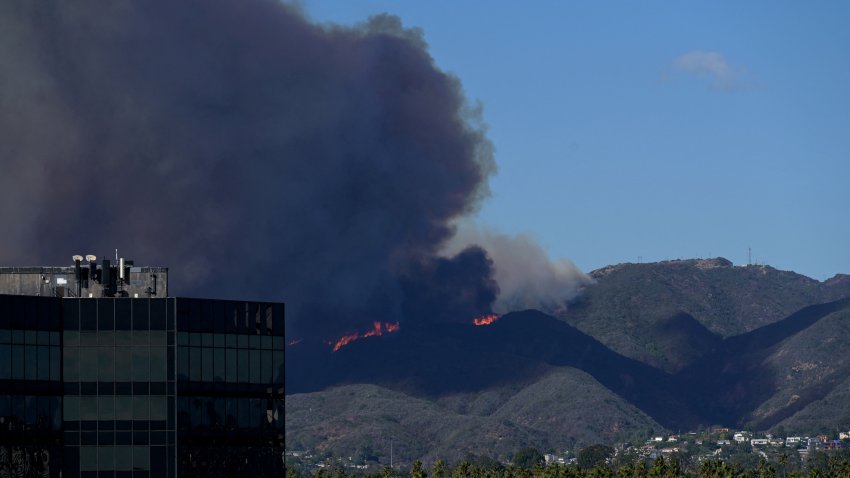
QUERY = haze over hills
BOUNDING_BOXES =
[285,258,850,463]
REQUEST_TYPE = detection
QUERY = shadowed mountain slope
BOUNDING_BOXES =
[674,297,850,428]
[286,310,701,429]
[771,374,850,435]
[756,304,850,432]
[285,368,664,464]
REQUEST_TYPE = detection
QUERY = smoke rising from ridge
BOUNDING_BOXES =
[1,0,587,342]
[0,0,499,340]
[444,224,592,314]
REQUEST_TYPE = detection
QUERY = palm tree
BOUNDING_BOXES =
[756,458,776,478]
[649,457,666,478]
[412,460,427,478]
[452,461,471,478]
[433,460,448,478]
[778,453,788,478]
[616,463,634,478]
[697,459,718,478]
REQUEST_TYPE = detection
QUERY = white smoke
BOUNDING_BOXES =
[444,222,593,314]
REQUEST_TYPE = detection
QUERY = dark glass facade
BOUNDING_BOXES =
[0,295,284,477]
[174,299,285,477]
[0,295,63,477]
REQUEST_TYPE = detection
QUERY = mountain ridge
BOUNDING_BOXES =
[561,258,850,372]
[285,258,850,462]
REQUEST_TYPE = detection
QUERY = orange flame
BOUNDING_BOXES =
[472,314,499,326]
[331,321,401,352]
[332,333,359,352]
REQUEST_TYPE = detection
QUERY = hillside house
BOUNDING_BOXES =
[826,440,843,450]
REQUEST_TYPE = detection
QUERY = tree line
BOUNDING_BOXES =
[287,453,850,478]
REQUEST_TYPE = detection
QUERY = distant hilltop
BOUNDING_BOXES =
[591,257,734,279]
[566,256,850,373]
[590,257,847,284]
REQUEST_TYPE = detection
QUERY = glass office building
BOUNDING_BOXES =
[0,294,285,477]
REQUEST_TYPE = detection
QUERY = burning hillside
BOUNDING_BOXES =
[473,314,499,326]
[1,0,589,355]
[331,321,401,352]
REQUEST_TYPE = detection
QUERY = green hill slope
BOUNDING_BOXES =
[770,375,850,435]
[745,307,850,430]
[285,367,664,464]
[561,258,850,372]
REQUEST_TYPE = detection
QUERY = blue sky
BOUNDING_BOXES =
[303,1,850,280]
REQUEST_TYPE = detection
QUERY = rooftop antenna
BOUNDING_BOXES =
[119,257,125,287]
[72,255,83,298]
[748,247,752,266]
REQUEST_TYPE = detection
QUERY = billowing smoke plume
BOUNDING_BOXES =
[0,0,497,340]
[400,246,499,325]
[444,223,592,314]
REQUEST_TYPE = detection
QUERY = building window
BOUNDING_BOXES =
[80,446,98,471]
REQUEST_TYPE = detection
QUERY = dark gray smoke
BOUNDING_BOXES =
[0,0,496,340]
[400,246,499,325]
